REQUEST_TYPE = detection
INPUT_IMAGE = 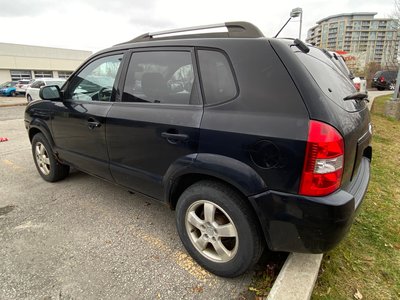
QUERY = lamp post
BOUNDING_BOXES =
[291,7,303,39]
[274,7,303,39]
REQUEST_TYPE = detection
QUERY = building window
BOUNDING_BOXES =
[10,70,31,81]
[58,71,73,79]
[34,71,53,78]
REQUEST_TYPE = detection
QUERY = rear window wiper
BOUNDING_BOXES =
[343,92,369,102]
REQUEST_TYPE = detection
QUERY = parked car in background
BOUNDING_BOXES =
[25,22,372,277]
[372,70,397,90]
[26,78,66,102]
[0,81,17,97]
[16,79,35,95]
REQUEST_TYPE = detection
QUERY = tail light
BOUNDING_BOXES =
[299,120,344,197]
[379,76,385,83]
[354,83,360,91]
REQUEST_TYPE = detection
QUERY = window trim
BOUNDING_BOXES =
[61,51,127,103]
[195,47,240,107]
[116,47,203,107]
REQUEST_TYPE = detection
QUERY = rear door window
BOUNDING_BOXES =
[122,51,200,105]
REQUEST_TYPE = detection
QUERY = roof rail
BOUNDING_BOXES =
[124,21,264,43]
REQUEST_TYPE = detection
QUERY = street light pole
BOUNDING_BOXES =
[392,69,400,100]
[274,7,303,38]
[291,7,303,40]
[299,9,303,39]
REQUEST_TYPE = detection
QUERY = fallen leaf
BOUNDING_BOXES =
[354,289,363,300]
[191,285,203,293]
[362,256,375,262]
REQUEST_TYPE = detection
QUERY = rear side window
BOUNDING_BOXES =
[122,51,199,105]
[384,71,397,80]
[373,71,383,79]
[197,50,237,105]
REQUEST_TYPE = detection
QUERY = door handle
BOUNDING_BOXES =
[87,117,101,130]
[161,132,189,144]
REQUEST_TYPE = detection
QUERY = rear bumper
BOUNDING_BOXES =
[250,157,370,253]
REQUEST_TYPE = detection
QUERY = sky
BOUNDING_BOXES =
[0,0,396,53]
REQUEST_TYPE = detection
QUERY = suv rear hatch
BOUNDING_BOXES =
[270,40,371,192]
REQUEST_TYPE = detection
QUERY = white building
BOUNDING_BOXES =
[306,12,400,69]
[0,43,92,83]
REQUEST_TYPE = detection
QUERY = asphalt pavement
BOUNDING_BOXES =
[0,106,252,299]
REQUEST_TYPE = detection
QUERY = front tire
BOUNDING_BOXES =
[27,94,32,102]
[32,133,69,182]
[176,180,264,277]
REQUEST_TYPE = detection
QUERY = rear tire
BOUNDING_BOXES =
[32,133,69,182]
[176,180,264,277]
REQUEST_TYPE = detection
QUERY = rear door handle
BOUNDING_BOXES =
[161,132,189,144]
[87,117,101,129]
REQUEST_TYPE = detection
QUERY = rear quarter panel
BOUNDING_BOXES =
[198,39,310,194]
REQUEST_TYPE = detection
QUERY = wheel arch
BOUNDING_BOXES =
[166,153,267,209]
[169,172,271,252]
[28,121,55,148]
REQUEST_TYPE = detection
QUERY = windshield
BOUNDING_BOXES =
[294,47,362,112]
[1,82,16,88]
[0,82,10,88]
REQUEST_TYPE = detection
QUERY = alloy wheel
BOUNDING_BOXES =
[35,142,51,175]
[185,200,239,263]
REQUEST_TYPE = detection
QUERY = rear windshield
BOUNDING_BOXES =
[373,71,383,78]
[295,47,361,112]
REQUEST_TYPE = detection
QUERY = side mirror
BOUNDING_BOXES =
[40,85,62,101]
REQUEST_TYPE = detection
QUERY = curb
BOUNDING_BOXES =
[267,253,323,300]
[0,103,27,108]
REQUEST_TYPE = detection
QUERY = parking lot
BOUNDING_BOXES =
[0,106,252,299]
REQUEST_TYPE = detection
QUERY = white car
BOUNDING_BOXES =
[16,79,35,95]
[26,78,66,102]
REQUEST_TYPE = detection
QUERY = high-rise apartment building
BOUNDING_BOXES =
[306,12,399,69]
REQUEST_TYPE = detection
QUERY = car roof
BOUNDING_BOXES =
[33,78,66,81]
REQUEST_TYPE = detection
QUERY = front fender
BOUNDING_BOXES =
[28,118,54,148]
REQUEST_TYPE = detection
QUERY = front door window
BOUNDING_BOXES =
[65,54,123,102]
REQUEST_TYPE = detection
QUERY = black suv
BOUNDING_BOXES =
[372,70,397,90]
[25,22,371,277]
